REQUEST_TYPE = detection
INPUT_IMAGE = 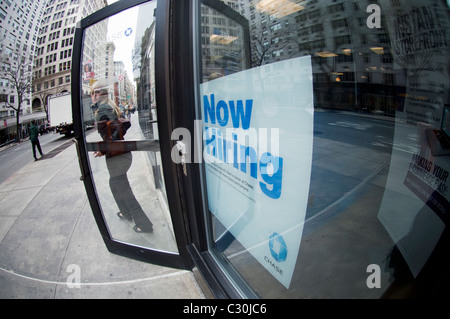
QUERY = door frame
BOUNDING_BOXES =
[168,0,258,298]
[71,0,191,270]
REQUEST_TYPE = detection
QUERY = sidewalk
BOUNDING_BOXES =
[0,140,205,299]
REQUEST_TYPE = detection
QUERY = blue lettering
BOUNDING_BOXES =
[204,126,216,156]
[216,100,229,127]
[217,129,223,161]
[260,153,283,199]
[204,94,216,125]
[203,94,253,129]
[223,136,231,163]
[229,99,253,130]
[203,94,283,200]
[233,133,238,169]
[240,145,258,179]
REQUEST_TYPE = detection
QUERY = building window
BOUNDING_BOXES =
[335,35,351,46]
[332,18,348,29]
[270,23,281,32]
[384,73,394,85]
[328,3,345,14]
[272,48,283,57]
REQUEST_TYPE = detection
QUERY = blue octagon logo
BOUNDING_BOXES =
[269,232,287,262]
[124,28,133,37]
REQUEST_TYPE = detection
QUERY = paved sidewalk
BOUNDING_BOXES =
[0,140,205,299]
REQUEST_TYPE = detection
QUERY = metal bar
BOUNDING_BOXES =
[86,140,160,153]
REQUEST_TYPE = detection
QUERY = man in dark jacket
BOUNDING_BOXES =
[30,120,44,161]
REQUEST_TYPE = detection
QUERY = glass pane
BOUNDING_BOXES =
[200,4,249,81]
[80,0,178,253]
[198,0,450,297]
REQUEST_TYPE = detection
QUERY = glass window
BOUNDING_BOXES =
[197,0,450,298]
[79,0,178,253]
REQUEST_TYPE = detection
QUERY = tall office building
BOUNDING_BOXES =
[0,0,46,144]
[0,0,46,119]
[32,0,107,111]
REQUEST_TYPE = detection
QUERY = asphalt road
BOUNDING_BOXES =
[308,111,400,220]
[0,132,73,185]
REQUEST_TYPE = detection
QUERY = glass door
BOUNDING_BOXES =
[72,0,189,269]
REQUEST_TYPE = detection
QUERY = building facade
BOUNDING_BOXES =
[32,0,108,114]
[0,0,46,117]
[206,0,408,115]
[0,0,46,144]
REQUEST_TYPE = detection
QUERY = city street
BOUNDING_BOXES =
[308,111,397,220]
[0,132,73,185]
[303,110,420,231]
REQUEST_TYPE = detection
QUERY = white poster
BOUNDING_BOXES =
[200,56,314,288]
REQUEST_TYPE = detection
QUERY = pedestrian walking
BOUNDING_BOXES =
[30,120,44,161]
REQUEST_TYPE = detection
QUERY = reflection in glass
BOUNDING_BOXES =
[80,0,178,253]
[201,3,249,81]
[200,0,450,298]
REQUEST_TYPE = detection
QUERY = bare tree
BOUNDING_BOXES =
[250,17,299,67]
[0,52,34,142]
[250,32,271,67]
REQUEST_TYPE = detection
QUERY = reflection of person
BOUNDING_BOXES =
[91,80,153,233]
[30,120,43,161]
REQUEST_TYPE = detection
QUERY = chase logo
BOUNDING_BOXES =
[124,27,133,37]
[269,233,287,262]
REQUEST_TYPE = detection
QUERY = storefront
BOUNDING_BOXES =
[0,112,47,146]
[72,0,450,298]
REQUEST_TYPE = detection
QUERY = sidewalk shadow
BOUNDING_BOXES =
[38,139,74,160]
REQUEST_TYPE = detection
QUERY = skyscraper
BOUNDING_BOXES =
[0,0,46,119]
[31,0,107,114]
[0,0,46,144]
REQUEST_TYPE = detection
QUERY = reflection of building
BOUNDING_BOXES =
[132,3,163,191]
[135,20,156,140]
[113,61,135,108]
[103,42,116,96]
[230,0,409,115]
[133,2,157,116]
[80,15,137,106]
[201,0,247,82]
[32,0,107,112]
[137,22,155,112]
